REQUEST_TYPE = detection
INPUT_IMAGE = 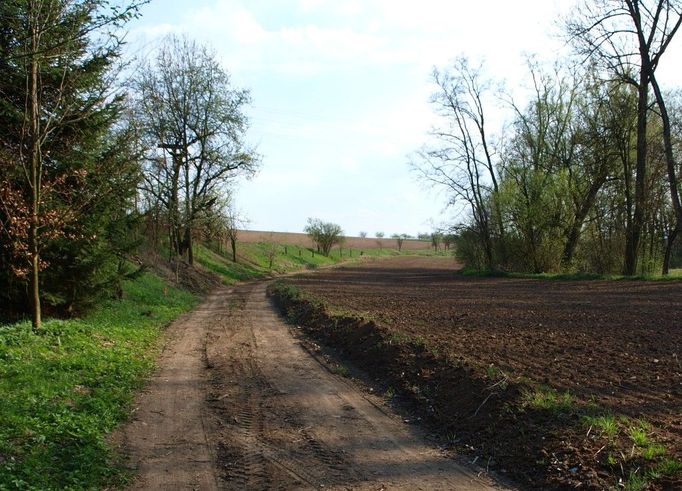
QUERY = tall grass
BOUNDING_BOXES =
[0,273,196,489]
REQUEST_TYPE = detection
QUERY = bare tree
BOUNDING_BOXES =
[565,0,682,274]
[375,231,385,250]
[412,57,502,269]
[263,235,278,270]
[202,196,245,262]
[133,34,258,266]
[392,233,408,251]
[359,231,368,238]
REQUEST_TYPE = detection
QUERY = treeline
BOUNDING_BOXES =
[0,1,254,327]
[415,1,682,275]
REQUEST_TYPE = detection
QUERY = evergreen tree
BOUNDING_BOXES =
[0,0,145,324]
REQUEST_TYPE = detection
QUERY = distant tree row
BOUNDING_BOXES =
[413,0,682,275]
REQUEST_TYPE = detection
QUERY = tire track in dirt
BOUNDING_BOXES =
[122,288,232,490]
[204,282,511,490]
[122,280,513,490]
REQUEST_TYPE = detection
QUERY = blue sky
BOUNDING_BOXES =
[123,0,680,237]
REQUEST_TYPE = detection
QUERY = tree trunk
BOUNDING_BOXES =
[649,74,682,274]
[562,177,605,266]
[29,16,41,330]
[184,226,193,265]
[624,70,649,276]
[231,236,237,262]
[169,153,181,257]
[662,223,679,275]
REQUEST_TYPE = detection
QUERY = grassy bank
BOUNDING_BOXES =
[0,273,196,490]
[195,242,438,284]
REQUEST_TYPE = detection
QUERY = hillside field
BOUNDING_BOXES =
[236,230,433,250]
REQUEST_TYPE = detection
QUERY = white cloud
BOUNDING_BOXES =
[189,3,270,44]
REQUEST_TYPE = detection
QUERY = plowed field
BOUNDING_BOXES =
[277,256,682,490]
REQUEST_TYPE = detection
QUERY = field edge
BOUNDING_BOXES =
[267,280,681,491]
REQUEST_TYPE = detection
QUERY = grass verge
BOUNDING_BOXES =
[0,273,196,490]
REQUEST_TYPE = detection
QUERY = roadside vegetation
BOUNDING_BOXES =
[0,273,196,489]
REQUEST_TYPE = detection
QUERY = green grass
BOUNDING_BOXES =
[330,364,350,377]
[627,420,667,460]
[0,273,196,490]
[195,241,436,285]
[521,386,575,413]
[583,414,619,439]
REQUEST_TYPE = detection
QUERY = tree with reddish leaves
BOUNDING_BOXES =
[0,0,146,327]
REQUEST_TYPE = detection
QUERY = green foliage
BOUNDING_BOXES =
[0,272,196,489]
[654,457,682,476]
[583,414,619,439]
[0,0,146,319]
[424,58,680,277]
[454,229,490,271]
[624,472,649,491]
[331,364,350,377]
[304,218,344,256]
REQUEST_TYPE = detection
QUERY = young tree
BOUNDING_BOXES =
[201,196,245,262]
[133,34,258,266]
[431,232,443,252]
[0,0,145,327]
[412,58,502,269]
[263,235,278,270]
[392,233,408,251]
[375,231,385,250]
[305,218,343,256]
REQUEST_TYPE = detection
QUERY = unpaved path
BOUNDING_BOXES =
[122,280,512,490]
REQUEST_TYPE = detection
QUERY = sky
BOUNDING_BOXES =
[124,0,681,237]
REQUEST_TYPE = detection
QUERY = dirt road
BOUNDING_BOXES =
[122,280,511,490]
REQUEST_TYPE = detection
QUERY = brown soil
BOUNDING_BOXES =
[272,256,682,490]
[119,278,511,490]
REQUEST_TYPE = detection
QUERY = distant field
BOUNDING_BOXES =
[237,230,432,250]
